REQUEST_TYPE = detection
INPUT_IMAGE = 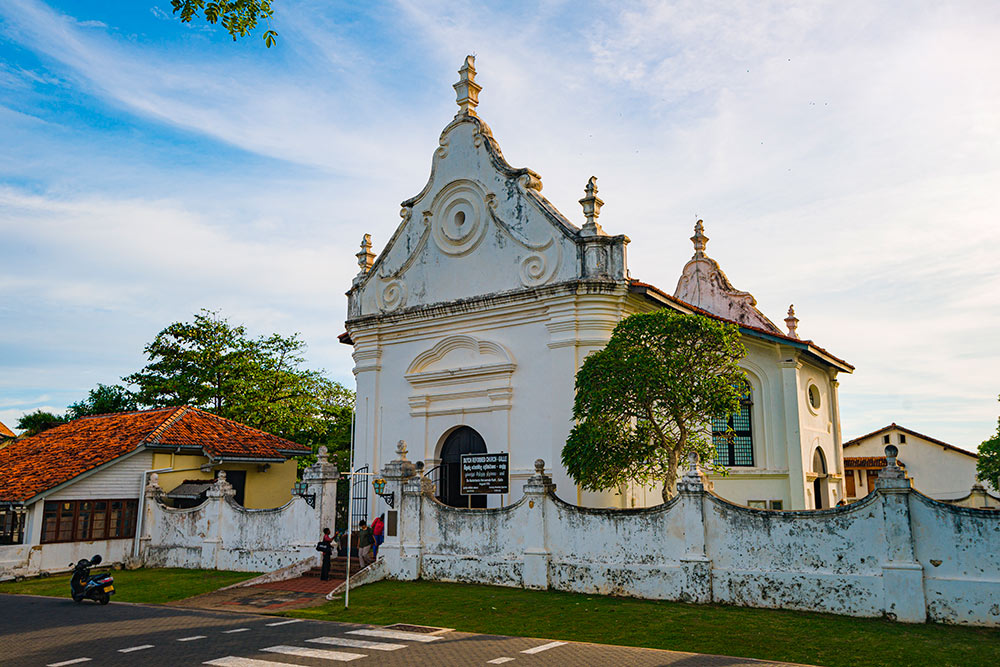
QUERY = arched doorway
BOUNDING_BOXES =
[812,447,828,509]
[439,426,487,508]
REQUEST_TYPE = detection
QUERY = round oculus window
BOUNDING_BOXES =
[808,384,821,410]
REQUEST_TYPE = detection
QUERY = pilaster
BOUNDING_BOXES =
[676,452,713,603]
[778,355,807,509]
[877,445,926,623]
[303,446,340,532]
[521,459,555,590]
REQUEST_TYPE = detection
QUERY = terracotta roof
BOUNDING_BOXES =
[0,407,308,504]
[0,420,15,439]
[628,279,854,372]
[843,456,907,468]
[843,423,977,458]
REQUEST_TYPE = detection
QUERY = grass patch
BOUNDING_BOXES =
[284,580,1000,667]
[0,567,258,604]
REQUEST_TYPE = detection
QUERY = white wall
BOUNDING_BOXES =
[378,459,1000,627]
[46,450,153,501]
[140,467,336,573]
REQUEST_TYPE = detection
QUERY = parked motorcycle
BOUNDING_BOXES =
[69,554,115,605]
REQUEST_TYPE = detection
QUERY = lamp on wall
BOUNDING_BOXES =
[291,481,316,508]
[372,477,395,508]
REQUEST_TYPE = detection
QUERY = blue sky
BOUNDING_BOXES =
[1,1,999,452]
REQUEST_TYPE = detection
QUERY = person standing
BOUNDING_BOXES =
[371,513,385,557]
[358,519,375,567]
[318,527,334,580]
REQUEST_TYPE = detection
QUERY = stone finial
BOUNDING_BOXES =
[317,445,329,460]
[677,450,706,493]
[356,234,375,275]
[396,439,408,460]
[578,176,605,236]
[534,459,545,475]
[691,219,708,257]
[784,304,799,339]
[879,444,905,479]
[453,55,482,117]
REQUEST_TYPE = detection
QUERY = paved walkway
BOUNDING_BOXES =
[3,593,818,667]
[170,575,342,612]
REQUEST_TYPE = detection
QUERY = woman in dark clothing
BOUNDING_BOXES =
[318,527,334,580]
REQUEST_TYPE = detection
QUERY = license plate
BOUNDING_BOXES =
[104,585,114,593]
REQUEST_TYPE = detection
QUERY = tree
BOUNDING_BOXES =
[977,395,1000,493]
[124,309,353,445]
[170,1,278,47]
[561,311,747,502]
[16,410,67,437]
[66,384,137,419]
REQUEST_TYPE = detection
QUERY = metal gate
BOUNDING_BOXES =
[350,465,369,529]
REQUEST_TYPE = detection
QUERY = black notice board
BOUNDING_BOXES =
[460,452,509,495]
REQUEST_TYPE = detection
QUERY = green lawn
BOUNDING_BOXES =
[284,580,1000,667]
[0,567,258,604]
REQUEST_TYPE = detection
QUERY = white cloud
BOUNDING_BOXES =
[1,0,998,449]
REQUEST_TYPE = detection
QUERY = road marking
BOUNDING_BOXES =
[488,658,515,664]
[521,641,567,654]
[348,628,443,642]
[178,635,207,641]
[261,645,365,661]
[47,660,91,667]
[222,627,251,633]
[204,659,296,667]
[118,644,154,653]
[265,619,303,627]
[307,636,407,651]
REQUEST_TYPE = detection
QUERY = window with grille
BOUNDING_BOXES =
[0,510,26,545]
[40,499,138,544]
[712,381,754,467]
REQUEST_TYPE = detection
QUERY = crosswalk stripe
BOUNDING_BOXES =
[261,645,366,661]
[487,658,515,664]
[265,619,303,627]
[178,635,207,641]
[521,641,567,654]
[118,645,154,653]
[204,658,294,667]
[307,636,407,651]
[47,660,91,667]
[348,628,443,642]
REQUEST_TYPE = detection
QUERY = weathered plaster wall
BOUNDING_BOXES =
[140,460,338,573]
[379,455,1000,626]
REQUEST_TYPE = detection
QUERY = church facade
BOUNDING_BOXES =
[343,57,853,512]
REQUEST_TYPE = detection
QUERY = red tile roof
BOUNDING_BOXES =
[628,279,854,372]
[844,456,907,468]
[0,407,309,504]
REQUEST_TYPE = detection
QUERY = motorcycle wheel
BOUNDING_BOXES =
[98,593,110,605]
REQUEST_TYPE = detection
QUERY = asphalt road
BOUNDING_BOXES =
[0,594,809,667]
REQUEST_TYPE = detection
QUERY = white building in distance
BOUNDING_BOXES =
[343,57,853,512]
[843,423,999,508]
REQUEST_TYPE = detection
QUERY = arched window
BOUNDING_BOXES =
[712,380,754,467]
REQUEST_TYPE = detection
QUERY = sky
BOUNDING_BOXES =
[1,1,998,452]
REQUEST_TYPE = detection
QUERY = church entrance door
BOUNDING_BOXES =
[439,426,487,508]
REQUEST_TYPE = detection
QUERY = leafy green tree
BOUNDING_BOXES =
[124,310,353,445]
[977,395,1000,493]
[562,311,747,502]
[171,0,278,47]
[66,383,138,419]
[16,410,67,437]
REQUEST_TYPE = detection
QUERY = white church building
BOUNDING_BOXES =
[343,57,854,512]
